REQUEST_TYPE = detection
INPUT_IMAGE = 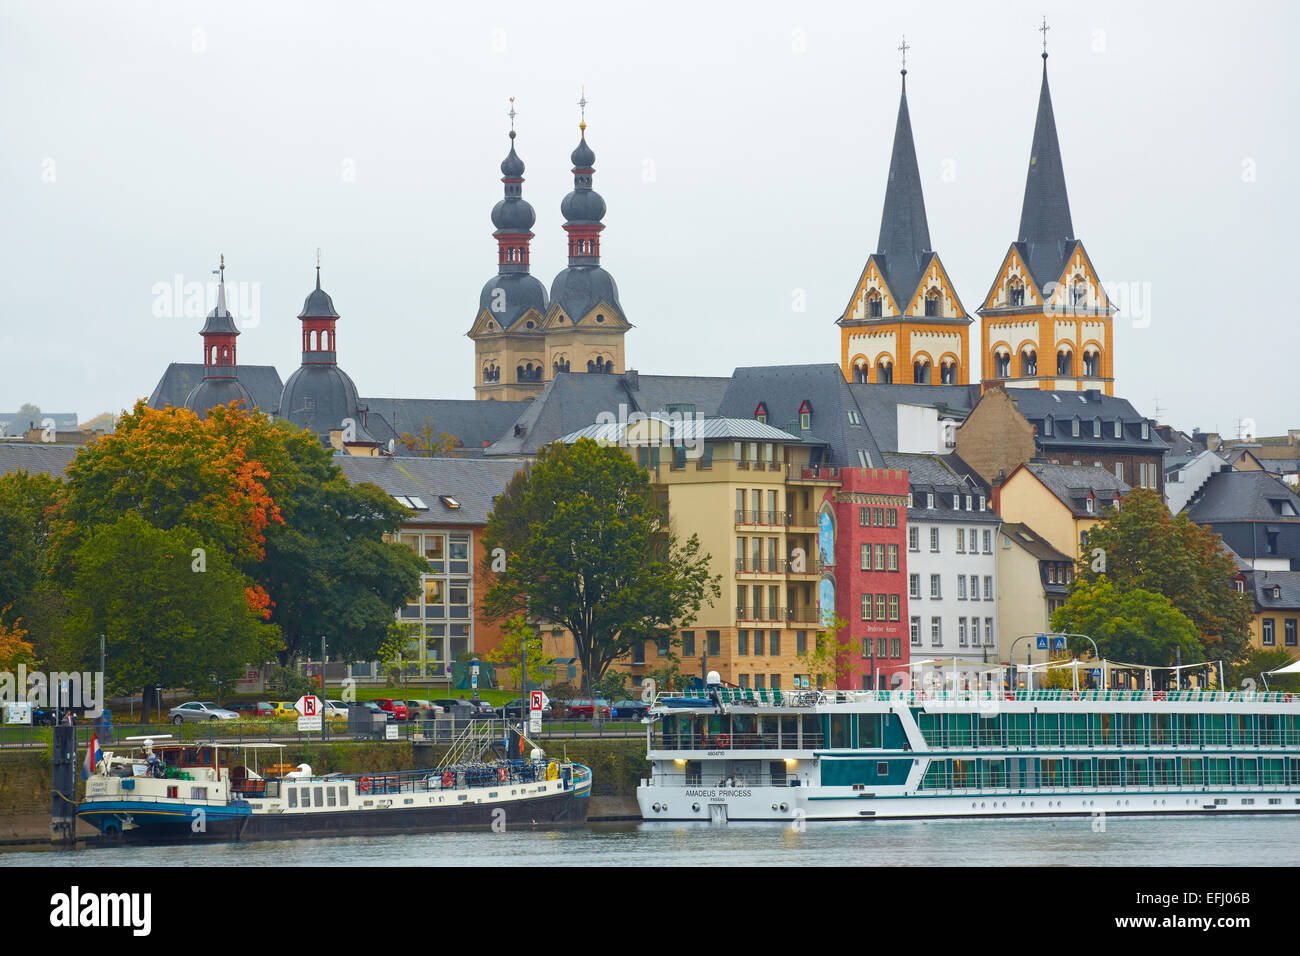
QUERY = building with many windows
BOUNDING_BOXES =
[994,462,1128,561]
[1237,571,1300,654]
[336,455,528,679]
[887,452,1000,676]
[1184,469,1300,572]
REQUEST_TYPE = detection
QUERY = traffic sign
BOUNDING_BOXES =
[530,690,543,712]
[295,695,320,717]
[1052,637,1066,649]
[1036,636,1048,650]
[529,711,542,734]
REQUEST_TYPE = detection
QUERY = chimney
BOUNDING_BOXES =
[623,368,639,391]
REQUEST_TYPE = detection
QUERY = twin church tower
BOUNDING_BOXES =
[838,36,1116,394]
[467,97,630,401]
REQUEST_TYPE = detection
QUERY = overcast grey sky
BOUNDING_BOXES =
[2,0,1296,436]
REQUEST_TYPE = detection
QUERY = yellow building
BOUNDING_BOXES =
[978,53,1116,395]
[993,462,1129,562]
[555,416,837,692]
[1239,571,1300,655]
[997,522,1073,666]
[837,71,971,387]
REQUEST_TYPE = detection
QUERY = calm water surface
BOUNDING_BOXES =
[4,816,1297,866]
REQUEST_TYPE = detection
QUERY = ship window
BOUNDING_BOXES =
[327,787,337,807]
[314,786,324,806]
[288,788,298,808]
[301,788,311,808]
[339,786,349,806]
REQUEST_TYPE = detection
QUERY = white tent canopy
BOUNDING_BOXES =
[1266,659,1300,675]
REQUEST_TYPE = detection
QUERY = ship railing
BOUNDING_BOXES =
[267,758,578,798]
[708,688,1300,709]
[918,729,1300,749]
[920,779,1297,795]
[639,772,808,789]
[651,732,825,751]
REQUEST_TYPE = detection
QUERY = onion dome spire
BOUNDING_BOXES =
[561,86,606,265]
[491,97,537,274]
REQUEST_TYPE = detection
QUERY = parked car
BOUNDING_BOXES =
[610,699,649,720]
[404,699,444,720]
[269,701,299,719]
[231,701,275,718]
[497,696,553,720]
[564,698,612,720]
[169,702,240,724]
[355,701,390,721]
[433,698,496,721]
[372,698,409,721]
[321,700,348,719]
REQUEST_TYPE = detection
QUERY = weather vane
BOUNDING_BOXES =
[508,96,517,136]
[899,35,910,73]
[578,86,588,133]
[1040,16,1050,56]
[213,253,224,281]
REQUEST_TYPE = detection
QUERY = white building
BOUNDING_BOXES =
[885,453,1002,680]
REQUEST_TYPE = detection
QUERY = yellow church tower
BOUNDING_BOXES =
[978,25,1116,395]
[838,46,972,386]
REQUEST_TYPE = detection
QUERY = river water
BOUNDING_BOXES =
[4,815,1297,866]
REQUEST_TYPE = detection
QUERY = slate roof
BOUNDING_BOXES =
[359,397,531,456]
[874,79,932,311]
[1025,462,1130,516]
[1016,58,1076,290]
[560,416,808,445]
[1006,389,1169,454]
[279,364,376,445]
[1184,470,1300,524]
[718,364,882,469]
[485,371,730,457]
[883,451,1000,525]
[848,382,981,452]
[1000,521,1072,563]
[1247,570,1300,610]
[148,363,284,415]
[337,455,527,527]
[0,443,79,478]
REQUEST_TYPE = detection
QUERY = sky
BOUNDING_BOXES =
[1,0,1296,437]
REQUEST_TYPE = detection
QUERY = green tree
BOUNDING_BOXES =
[60,513,279,719]
[0,470,66,629]
[797,616,854,689]
[1051,579,1203,668]
[1075,489,1253,662]
[481,438,721,694]
[485,616,555,690]
[1227,647,1300,694]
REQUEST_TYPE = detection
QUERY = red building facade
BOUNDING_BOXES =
[821,468,910,690]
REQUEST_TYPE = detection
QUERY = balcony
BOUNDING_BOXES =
[735,605,787,623]
[735,556,823,575]
[785,511,819,529]
[734,509,787,527]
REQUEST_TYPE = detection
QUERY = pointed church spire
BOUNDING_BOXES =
[875,47,932,304]
[1017,23,1074,257]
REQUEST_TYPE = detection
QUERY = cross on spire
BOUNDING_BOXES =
[1040,15,1050,58]
[578,86,588,134]
[315,247,321,288]
[899,35,910,74]
[213,253,224,283]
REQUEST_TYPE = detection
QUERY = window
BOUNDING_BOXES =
[876,594,887,620]
[909,527,919,552]
[984,618,994,646]
[657,637,669,656]
[738,630,748,655]
[886,508,898,528]
[1086,496,1094,514]
[1287,620,1298,647]
[970,574,979,599]
[770,674,782,690]
[1263,619,1275,646]
[1141,422,1150,440]
[1115,462,1123,481]
[887,544,899,571]
[957,577,967,600]
[875,544,886,570]
[859,506,869,527]
[1071,418,1080,438]
[982,529,992,553]
[860,543,871,571]
[965,495,973,511]
[861,593,873,621]
[769,632,781,656]
[930,527,940,552]
[1044,416,1054,437]
[739,674,750,689]
[1114,420,1122,439]
[956,529,966,553]
[707,631,720,657]
[930,618,942,646]
[873,507,885,527]
[909,574,921,599]
[930,575,941,599]
[682,631,696,656]
[754,674,765,689]
[753,630,764,656]
[888,594,899,622]
[910,617,921,646]
[983,576,993,601]
[958,618,968,647]
[796,630,807,655]
[926,493,935,510]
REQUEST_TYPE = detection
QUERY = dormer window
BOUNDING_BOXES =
[1140,422,1150,440]
[1086,494,1095,514]
[926,493,935,509]
[1112,497,1120,511]
[798,400,813,430]
[1071,418,1080,438]
[979,496,986,511]
[952,494,960,509]
[1274,585,1282,600]
[1092,419,1101,438]
[440,495,460,510]
[755,402,768,425]
[965,495,972,511]
[1113,419,1122,438]
[1044,415,1054,437]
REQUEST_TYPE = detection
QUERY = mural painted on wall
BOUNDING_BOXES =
[818,576,836,629]
[818,508,835,568]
